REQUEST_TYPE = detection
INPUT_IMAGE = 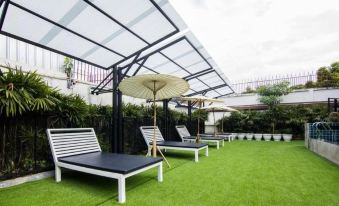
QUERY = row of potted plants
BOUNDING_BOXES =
[232,133,292,142]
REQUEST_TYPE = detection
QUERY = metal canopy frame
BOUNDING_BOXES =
[0,0,234,153]
[92,36,234,98]
[0,0,179,69]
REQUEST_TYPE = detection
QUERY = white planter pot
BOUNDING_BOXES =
[246,134,253,140]
[263,134,272,141]
[282,134,292,142]
[273,134,282,141]
[238,133,245,140]
[254,134,262,141]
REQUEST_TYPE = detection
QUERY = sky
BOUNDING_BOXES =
[169,0,339,82]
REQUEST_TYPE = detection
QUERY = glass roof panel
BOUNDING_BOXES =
[3,5,54,43]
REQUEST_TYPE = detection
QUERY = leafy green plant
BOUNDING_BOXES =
[0,65,58,117]
[63,57,73,78]
[256,81,291,134]
[328,112,339,122]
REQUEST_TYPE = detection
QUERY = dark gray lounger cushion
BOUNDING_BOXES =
[58,152,162,174]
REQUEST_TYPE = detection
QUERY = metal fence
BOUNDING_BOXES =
[308,122,339,145]
[231,72,317,93]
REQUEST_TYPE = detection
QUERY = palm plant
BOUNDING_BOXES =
[0,65,58,117]
[0,64,59,169]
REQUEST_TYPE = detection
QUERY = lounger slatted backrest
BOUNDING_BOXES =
[140,126,165,145]
[175,125,191,140]
[47,128,101,163]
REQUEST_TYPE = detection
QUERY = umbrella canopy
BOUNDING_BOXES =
[119,74,189,166]
[201,105,238,135]
[201,105,238,112]
[179,95,223,142]
[119,74,189,100]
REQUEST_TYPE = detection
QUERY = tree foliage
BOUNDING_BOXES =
[257,81,291,109]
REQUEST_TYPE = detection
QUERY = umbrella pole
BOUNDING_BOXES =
[196,100,201,143]
[222,113,224,133]
[152,82,170,167]
[152,85,157,157]
[213,109,216,136]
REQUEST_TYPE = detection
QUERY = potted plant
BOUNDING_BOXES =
[272,133,282,141]
[282,134,292,142]
[238,133,245,140]
[254,134,262,141]
[263,134,272,141]
[281,128,293,142]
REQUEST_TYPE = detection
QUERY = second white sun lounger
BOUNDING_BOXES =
[140,126,208,162]
[175,125,225,149]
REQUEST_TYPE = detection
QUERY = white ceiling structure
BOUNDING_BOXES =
[0,0,234,98]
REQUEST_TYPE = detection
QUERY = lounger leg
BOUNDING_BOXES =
[158,162,163,182]
[216,141,219,149]
[118,176,126,204]
[222,140,225,147]
[195,150,199,162]
[55,166,61,182]
[205,147,209,157]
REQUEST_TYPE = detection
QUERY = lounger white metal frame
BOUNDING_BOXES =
[139,126,208,162]
[175,125,225,149]
[47,128,163,204]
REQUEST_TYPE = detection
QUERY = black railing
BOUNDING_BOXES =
[231,72,317,93]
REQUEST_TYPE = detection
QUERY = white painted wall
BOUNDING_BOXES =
[222,88,339,108]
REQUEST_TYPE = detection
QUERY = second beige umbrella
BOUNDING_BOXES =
[201,105,238,135]
[180,95,223,143]
[119,74,189,165]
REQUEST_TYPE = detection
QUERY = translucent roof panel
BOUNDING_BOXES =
[122,31,233,98]
[1,0,233,97]
[0,0,181,68]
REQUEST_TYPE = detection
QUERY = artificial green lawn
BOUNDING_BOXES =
[1,141,338,206]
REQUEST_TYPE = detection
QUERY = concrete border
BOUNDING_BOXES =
[0,171,54,189]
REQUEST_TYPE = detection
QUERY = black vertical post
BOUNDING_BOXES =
[188,101,192,134]
[112,67,118,153]
[163,99,169,139]
[34,115,37,170]
[117,68,123,153]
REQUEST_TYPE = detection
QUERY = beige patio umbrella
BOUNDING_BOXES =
[180,95,223,143]
[119,74,189,166]
[201,105,238,135]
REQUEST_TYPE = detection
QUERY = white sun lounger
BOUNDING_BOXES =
[47,128,163,203]
[139,126,208,162]
[175,125,225,149]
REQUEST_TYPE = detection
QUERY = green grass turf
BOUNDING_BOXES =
[1,141,339,206]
